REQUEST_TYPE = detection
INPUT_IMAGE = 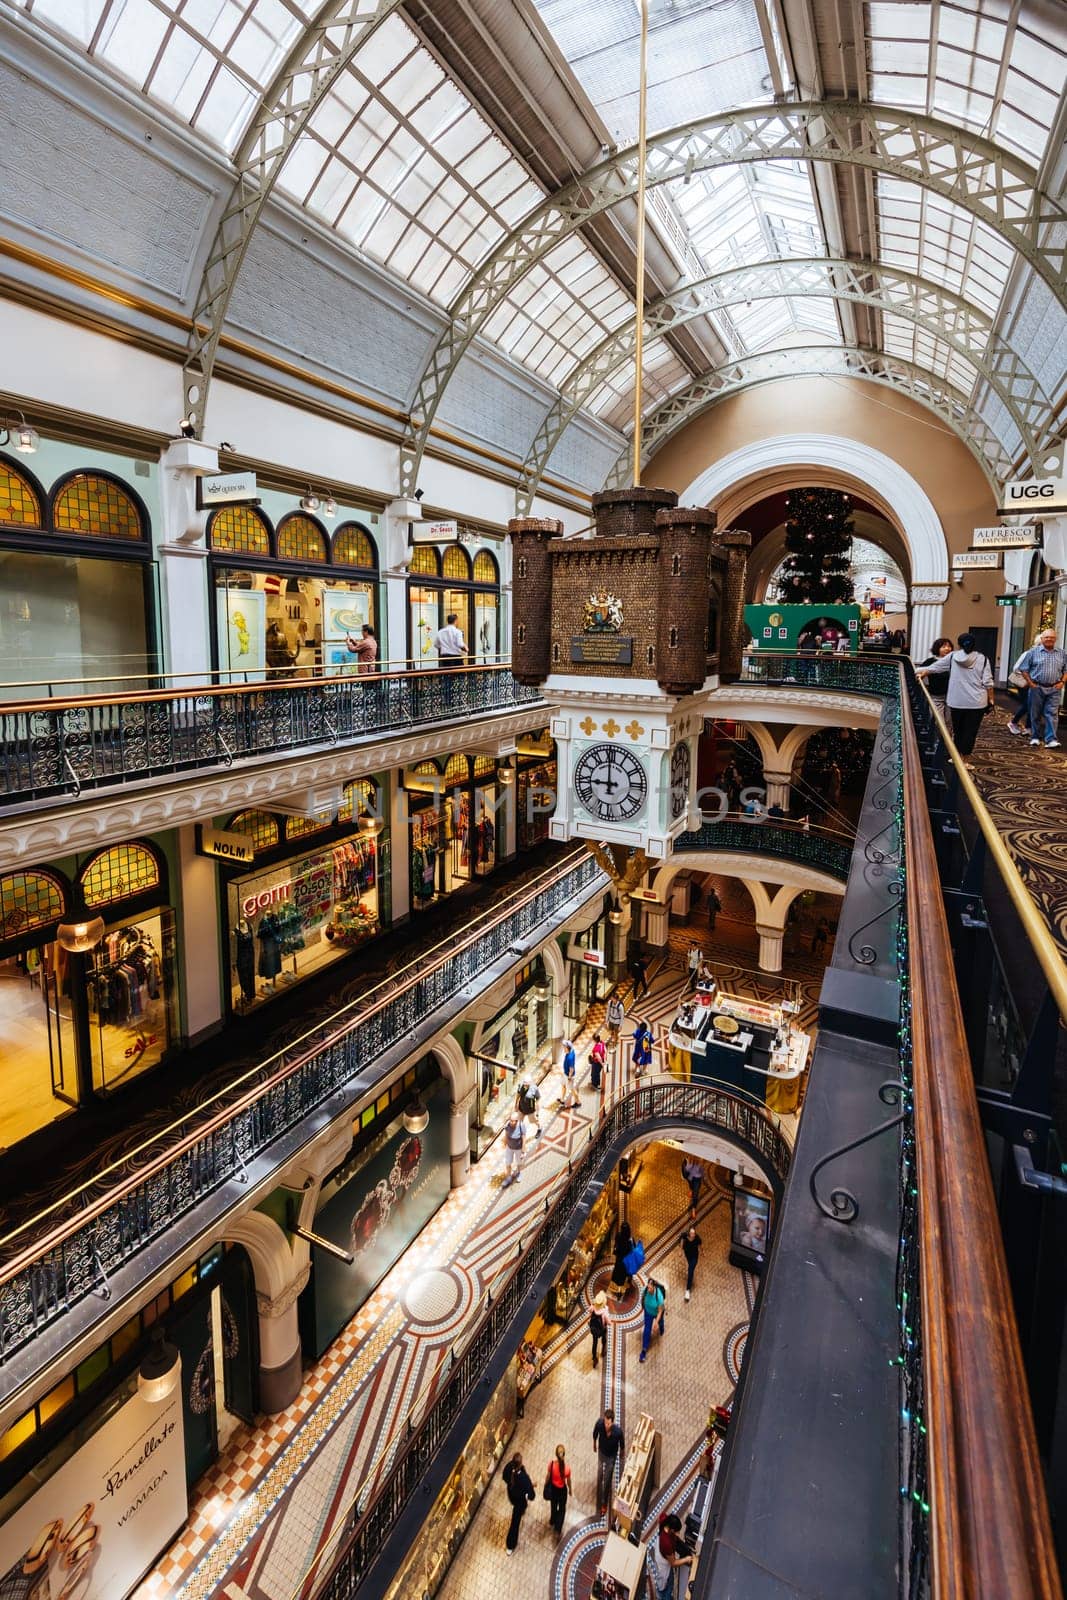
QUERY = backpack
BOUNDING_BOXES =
[518,1085,537,1115]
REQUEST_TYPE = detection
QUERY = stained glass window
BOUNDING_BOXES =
[285,812,332,841]
[52,474,144,540]
[0,461,42,527]
[209,506,272,556]
[277,514,328,564]
[472,755,496,778]
[0,870,66,942]
[473,551,498,584]
[338,778,380,823]
[444,753,469,782]
[442,546,470,581]
[409,547,439,576]
[228,810,280,853]
[333,524,377,568]
[81,843,161,908]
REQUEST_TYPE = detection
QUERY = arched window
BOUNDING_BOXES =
[228,810,280,853]
[333,524,377,568]
[473,550,498,584]
[444,753,469,783]
[472,754,496,779]
[0,870,67,943]
[81,842,162,909]
[277,514,328,564]
[285,812,332,841]
[208,505,272,556]
[0,459,43,528]
[442,545,470,581]
[409,546,439,577]
[52,473,144,540]
[337,778,380,823]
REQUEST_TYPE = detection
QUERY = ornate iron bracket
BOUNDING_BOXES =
[846,874,903,965]
[810,1080,909,1223]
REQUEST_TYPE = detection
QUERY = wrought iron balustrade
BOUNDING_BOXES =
[310,1078,791,1600]
[739,650,902,697]
[678,816,853,879]
[0,849,604,1367]
[0,666,541,806]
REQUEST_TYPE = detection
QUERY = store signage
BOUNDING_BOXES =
[580,948,605,967]
[0,1390,186,1600]
[412,519,459,543]
[952,551,1001,570]
[197,825,254,865]
[196,470,258,508]
[242,881,291,917]
[996,595,1023,606]
[997,477,1067,515]
[972,524,1042,550]
[630,887,664,904]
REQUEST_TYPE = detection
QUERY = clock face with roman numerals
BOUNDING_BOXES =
[670,743,691,819]
[573,743,648,823]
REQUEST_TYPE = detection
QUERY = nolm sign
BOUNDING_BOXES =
[997,477,1067,514]
[197,825,254,865]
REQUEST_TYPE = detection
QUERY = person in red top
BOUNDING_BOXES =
[545,1443,572,1536]
[589,1032,607,1090]
[346,624,378,673]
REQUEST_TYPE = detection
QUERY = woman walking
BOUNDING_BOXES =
[916,634,994,757]
[545,1444,572,1536]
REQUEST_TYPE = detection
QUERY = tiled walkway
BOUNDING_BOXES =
[135,925,827,1600]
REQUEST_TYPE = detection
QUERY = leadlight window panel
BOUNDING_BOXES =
[442,546,470,581]
[277,514,328,564]
[410,547,439,576]
[472,755,496,778]
[209,505,272,556]
[337,778,380,824]
[444,753,469,782]
[228,809,280,853]
[285,812,333,841]
[52,474,144,540]
[473,551,498,584]
[333,524,377,567]
[81,842,161,908]
[0,461,42,526]
[0,870,66,942]
[412,759,443,776]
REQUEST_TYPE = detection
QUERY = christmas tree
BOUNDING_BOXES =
[777,488,854,604]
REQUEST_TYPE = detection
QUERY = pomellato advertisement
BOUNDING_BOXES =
[0,1390,186,1600]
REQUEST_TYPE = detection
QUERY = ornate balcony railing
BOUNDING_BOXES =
[738,650,902,697]
[678,816,853,879]
[308,1078,792,1600]
[0,848,604,1371]
[0,665,541,806]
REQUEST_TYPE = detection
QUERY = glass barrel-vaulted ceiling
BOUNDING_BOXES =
[8,0,1067,487]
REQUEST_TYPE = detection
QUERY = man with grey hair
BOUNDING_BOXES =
[1014,629,1067,749]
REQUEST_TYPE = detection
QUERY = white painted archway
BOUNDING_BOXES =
[681,434,951,658]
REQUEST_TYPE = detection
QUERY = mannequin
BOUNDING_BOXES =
[234,917,255,1003]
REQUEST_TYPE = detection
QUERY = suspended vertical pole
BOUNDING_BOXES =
[632,0,650,488]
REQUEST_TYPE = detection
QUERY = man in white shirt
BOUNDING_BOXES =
[433,612,467,664]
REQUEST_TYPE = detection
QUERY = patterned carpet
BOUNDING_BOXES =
[966,706,1067,954]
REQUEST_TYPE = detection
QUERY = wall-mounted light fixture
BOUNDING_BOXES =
[56,916,105,954]
[403,1098,429,1134]
[138,1327,181,1402]
[299,487,321,513]
[0,412,39,454]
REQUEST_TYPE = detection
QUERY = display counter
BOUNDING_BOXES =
[543,1168,617,1323]
[668,987,808,1108]
[613,1411,658,1538]
[593,1530,647,1599]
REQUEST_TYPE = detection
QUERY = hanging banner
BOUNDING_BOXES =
[0,1389,186,1600]
[971,524,1043,550]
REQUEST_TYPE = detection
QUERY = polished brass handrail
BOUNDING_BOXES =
[902,687,1062,1599]
[915,678,1067,1025]
[0,847,599,1278]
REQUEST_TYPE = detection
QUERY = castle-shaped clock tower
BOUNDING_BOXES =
[508,487,749,865]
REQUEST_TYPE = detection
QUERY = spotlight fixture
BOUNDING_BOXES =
[403,1097,429,1134]
[413,488,425,502]
[138,1326,181,1402]
[56,916,106,954]
[178,417,197,439]
[299,488,321,513]
[0,412,39,454]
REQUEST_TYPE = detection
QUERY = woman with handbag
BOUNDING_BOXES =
[544,1443,572,1535]
[916,635,994,757]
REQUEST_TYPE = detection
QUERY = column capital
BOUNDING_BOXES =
[256,1263,311,1319]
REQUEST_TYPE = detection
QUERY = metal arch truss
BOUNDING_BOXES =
[516,258,1056,515]
[401,101,1066,499]
[181,0,405,435]
[601,345,1012,491]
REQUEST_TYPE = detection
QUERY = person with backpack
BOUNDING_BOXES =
[544,1443,572,1536]
[915,633,994,756]
[501,1451,534,1552]
[516,1075,541,1134]
[606,994,625,1044]
[502,1109,526,1186]
[639,1277,666,1362]
[588,1032,607,1091]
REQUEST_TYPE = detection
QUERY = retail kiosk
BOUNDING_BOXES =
[668,976,809,1112]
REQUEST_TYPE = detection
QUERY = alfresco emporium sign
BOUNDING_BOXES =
[0,1389,186,1599]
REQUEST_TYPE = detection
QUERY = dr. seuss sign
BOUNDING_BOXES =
[0,1390,186,1600]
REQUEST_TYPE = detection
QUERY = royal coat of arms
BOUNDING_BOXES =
[583,592,624,633]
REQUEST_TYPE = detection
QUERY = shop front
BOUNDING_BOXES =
[469,959,554,1159]
[407,542,500,665]
[219,782,386,1014]
[209,504,381,679]
[0,1241,257,1600]
[0,841,178,1152]
[299,1062,450,1359]
[564,908,615,1034]
[516,728,557,850]
[406,754,504,909]
[0,456,158,694]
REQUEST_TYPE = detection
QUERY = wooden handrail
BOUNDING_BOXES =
[901,692,1062,1598]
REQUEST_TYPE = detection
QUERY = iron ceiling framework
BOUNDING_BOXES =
[515,256,1055,513]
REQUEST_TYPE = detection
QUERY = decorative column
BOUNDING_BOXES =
[909,585,949,661]
[388,771,410,923]
[763,769,793,812]
[156,437,218,681]
[642,902,670,948]
[176,823,222,1043]
[756,922,784,974]
[381,498,418,667]
[257,1266,309,1413]
[450,1084,476,1187]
